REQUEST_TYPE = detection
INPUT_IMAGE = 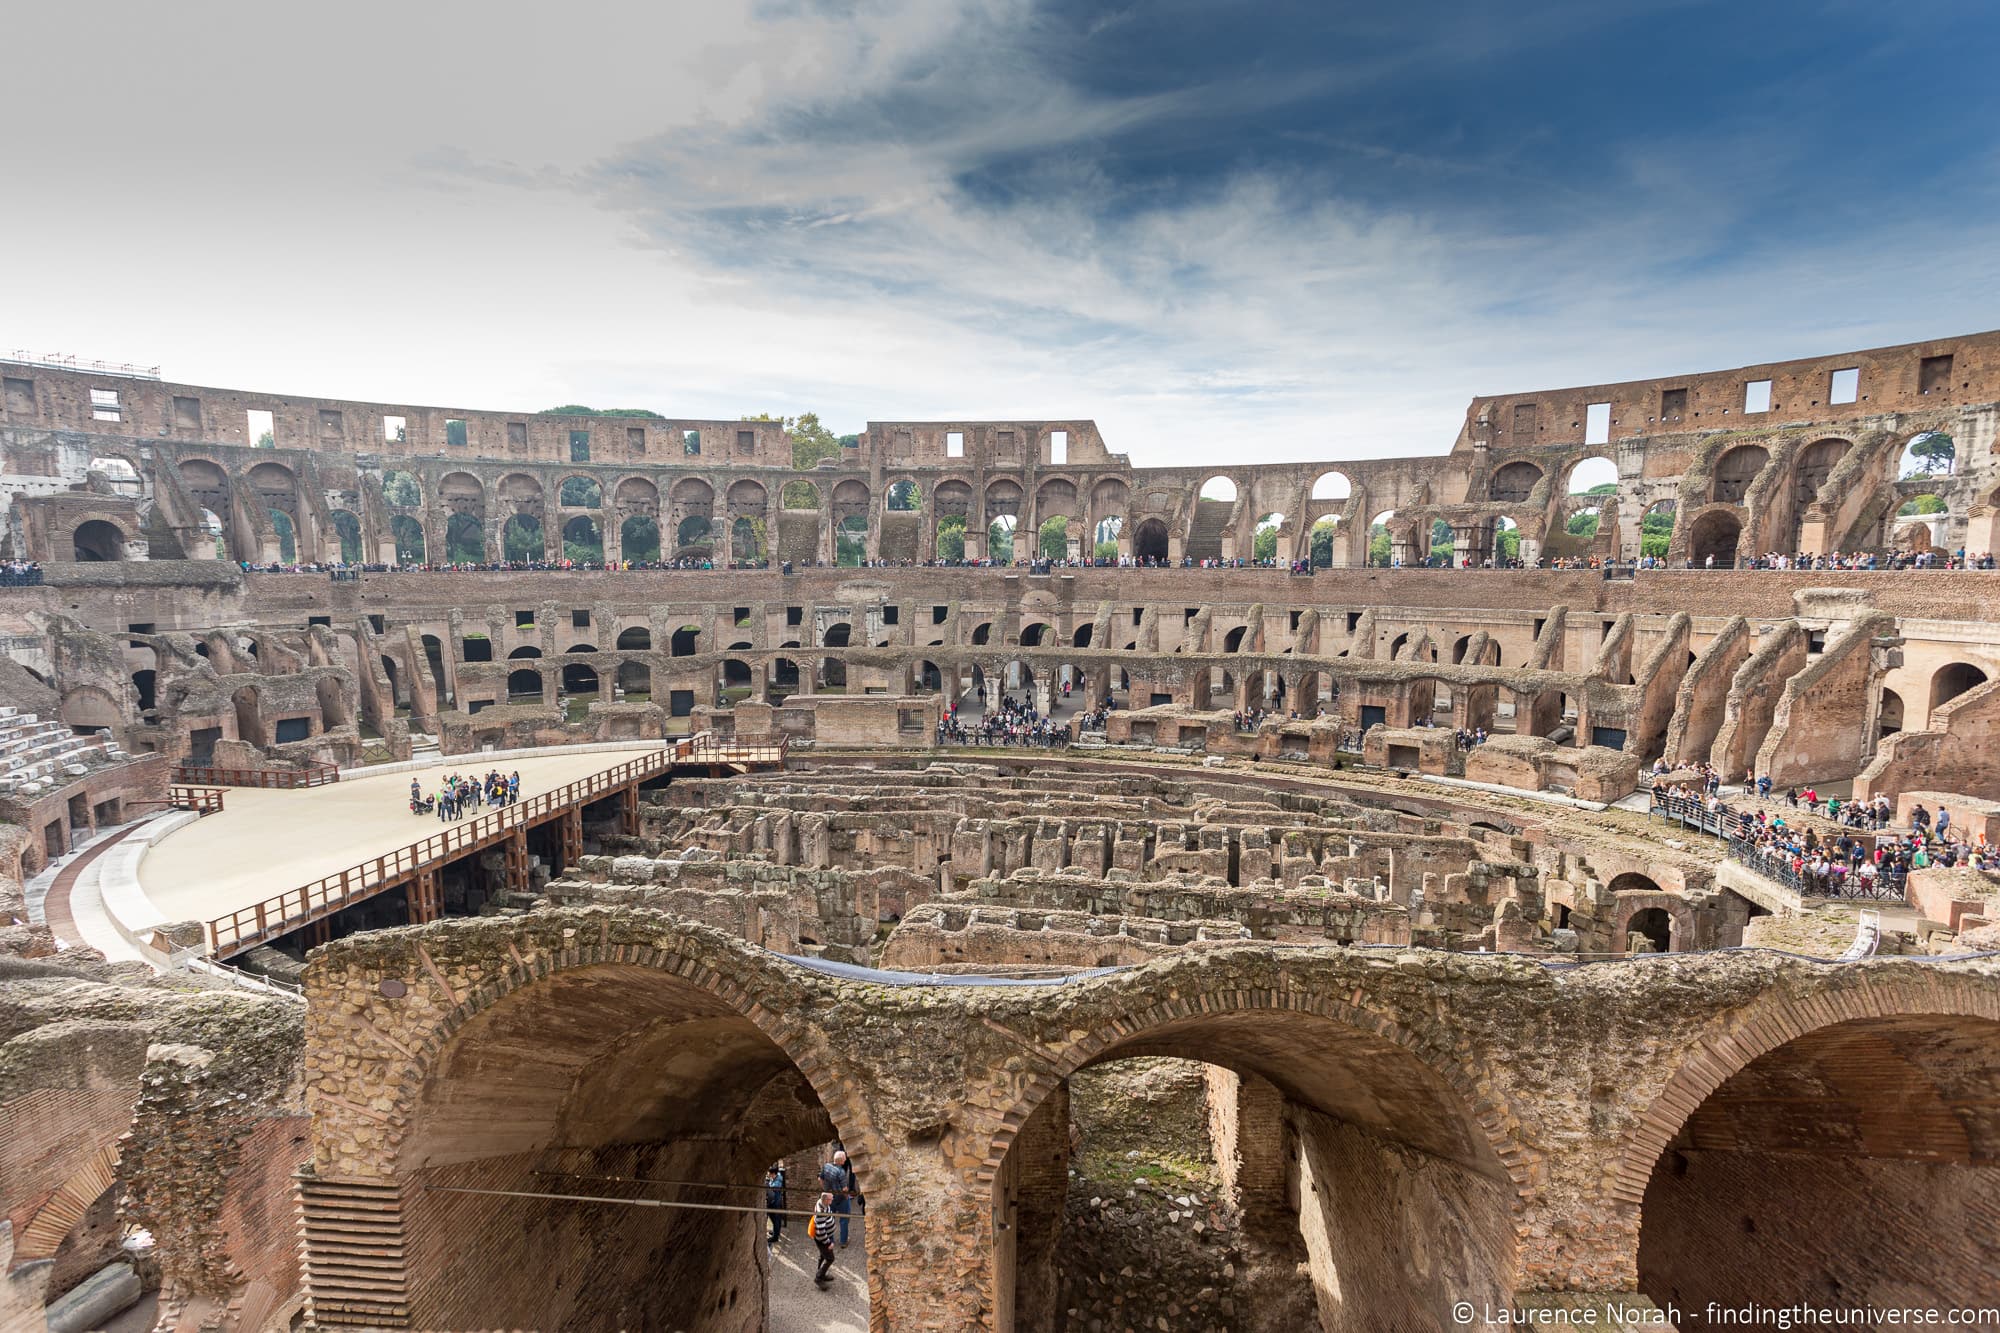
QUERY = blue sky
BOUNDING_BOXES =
[4,0,1997,463]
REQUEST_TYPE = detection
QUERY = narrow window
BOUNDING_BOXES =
[1828,368,1859,405]
[572,609,589,628]
[1743,380,1773,414]
[516,610,535,628]
[445,417,469,447]
[787,606,803,626]
[946,430,964,458]
[882,605,900,625]
[933,605,948,624]
[384,415,407,443]
[1049,430,1068,464]
[507,421,528,448]
[247,408,276,447]
[1584,402,1610,445]
[569,429,590,462]
[90,388,122,422]
[172,396,201,428]
[627,426,645,453]
[737,429,755,453]
[684,430,701,456]
[1919,354,1953,394]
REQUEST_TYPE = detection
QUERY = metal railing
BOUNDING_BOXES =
[1725,836,1909,902]
[1648,795,1732,839]
[172,761,339,789]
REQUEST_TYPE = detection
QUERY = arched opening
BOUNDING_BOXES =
[781,480,821,511]
[1488,462,1542,504]
[1197,476,1237,502]
[1640,500,1675,560]
[621,515,661,563]
[1687,511,1741,568]
[731,517,763,563]
[562,662,599,697]
[88,454,142,493]
[1638,1015,2000,1326]
[507,669,543,701]
[993,1010,1515,1332]
[445,513,484,564]
[1187,477,1236,562]
[886,479,922,511]
[1092,515,1122,559]
[933,480,972,561]
[616,660,650,700]
[232,685,267,747]
[1877,687,1904,737]
[509,646,543,660]
[267,509,298,563]
[1367,511,1397,567]
[502,514,544,562]
[1929,662,1988,715]
[563,515,604,564]
[131,669,157,713]
[71,519,128,562]
[1793,438,1848,507]
[1624,907,1673,953]
[558,475,602,508]
[1132,518,1169,563]
[380,963,872,1330]
[1072,624,1094,648]
[1035,515,1070,561]
[1253,512,1287,563]
[1308,516,1340,567]
[1710,446,1768,505]
[330,510,363,563]
[719,658,754,704]
[671,627,701,658]
[616,627,652,651]
[1311,471,1352,501]
[1898,431,1955,479]
[391,515,426,565]
[987,515,1017,564]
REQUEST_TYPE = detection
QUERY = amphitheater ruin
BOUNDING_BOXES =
[1,330,1997,1331]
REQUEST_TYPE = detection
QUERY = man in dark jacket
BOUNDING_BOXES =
[764,1164,786,1248]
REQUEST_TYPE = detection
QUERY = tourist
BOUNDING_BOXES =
[819,1148,861,1246]
[765,1164,787,1249]
[810,1192,840,1284]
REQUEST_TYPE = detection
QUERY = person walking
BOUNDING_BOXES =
[764,1164,787,1249]
[819,1148,862,1247]
[810,1192,839,1285]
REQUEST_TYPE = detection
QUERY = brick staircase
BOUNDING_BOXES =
[0,705,126,800]
[1185,497,1233,562]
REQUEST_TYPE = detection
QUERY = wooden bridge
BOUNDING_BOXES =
[204,735,784,959]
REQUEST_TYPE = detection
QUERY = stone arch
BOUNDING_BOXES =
[501,512,544,562]
[506,667,543,699]
[71,517,131,562]
[329,509,362,562]
[1489,461,1543,504]
[561,514,603,563]
[557,474,601,508]
[612,474,659,515]
[780,479,821,511]
[1928,661,1988,717]
[1132,516,1170,562]
[496,472,544,515]
[1710,445,1768,504]
[1793,436,1849,505]
[620,515,660,563]
[1311,470,1354,501]
[984,984,1529,1325]
[1685,507,1741,567]
[1613,972,2000,1207]
[884,477,922,512]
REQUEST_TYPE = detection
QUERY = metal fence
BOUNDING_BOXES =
[1725,836,1909,902]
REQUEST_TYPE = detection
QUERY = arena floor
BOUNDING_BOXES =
[139,748,657,926]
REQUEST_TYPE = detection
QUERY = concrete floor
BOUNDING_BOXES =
[138,749,655,925]
[766,1218,868,1333]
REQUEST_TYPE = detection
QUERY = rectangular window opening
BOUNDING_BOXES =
[787,606,804,626]
[1743,380,1773,414]
[1659,388,1687,419]
[172,395,201,429]
[627,426,646,453]
[945,430,964,458]
[684,430,701,456]
[506,421,528,448]
[569,429,590,462]
[1919,354,1953,394]
[445,417,469,447]
[1511,402,1538,435]
[1132,608,1144,626]
[247,408,276,447]
[736,429,755,453]
[89,387,121,422]
[4,377,35,414]
[1828,368,1859,405]
[734,606,751,626]
[516,610,535,628]
[384,415,408,444]
[1049,429,1068,465]
[933,605,949,624]
[1584,402,1611,446]
[318,408,344,438]
[572,610,589,628]
[882,605,899,625]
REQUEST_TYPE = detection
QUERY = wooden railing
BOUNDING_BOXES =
[677,733,790,767]
[169,784,226,815]
[172,761,339,789]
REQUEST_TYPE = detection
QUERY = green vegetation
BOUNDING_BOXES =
[1899,493,1947,516]
[1368,522,1391,566]
[1095,540,1119,560]
[1309,517,1339,566]
[1567,511,1600,539]
[503,519,542,562]
[937,514,966,561]
[1039,515,1069,559]
[1253,521,1279,561]
[541,405,665,417]
[622,516,661,563]
[381,471,421,507]
[1903,432,1955,477]
[1641,504,1675,557]
[748,412,845,470]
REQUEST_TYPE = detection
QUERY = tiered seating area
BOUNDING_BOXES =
[0,706,126,799]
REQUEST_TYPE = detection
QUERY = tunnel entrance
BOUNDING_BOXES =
[388,964,871,1331]
[1639,1015,2000,1326]
[993,1010,1516,1331]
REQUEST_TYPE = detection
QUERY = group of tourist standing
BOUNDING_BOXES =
[409,770,520,819]
[764,1148,863,1289]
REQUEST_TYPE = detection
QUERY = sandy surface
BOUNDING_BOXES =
[139,749,657,924]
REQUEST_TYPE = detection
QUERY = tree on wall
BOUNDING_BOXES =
[255,431,275,449]
[1567,511,1600,539]
[937,514,966,561]
[541,405,665,417]
[782,480,821,509]
[1903,432,1956,477]
[1309,517,1338,566]
[748,412,845,470]
[382,472,421,507]
[1898,494,1947,516]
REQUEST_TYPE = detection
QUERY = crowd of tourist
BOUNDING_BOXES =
[0,560,43,586]
[410,770,521,819]
[934,695,1072,748]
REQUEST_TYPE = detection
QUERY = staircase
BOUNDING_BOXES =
[0,706,127,800]
[1185,498,1233,562]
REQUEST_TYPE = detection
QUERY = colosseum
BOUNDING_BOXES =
[2,331,1997,1332]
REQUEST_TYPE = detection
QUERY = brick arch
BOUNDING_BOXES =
[1612,970,2000,1206]
[12,1142,121,1262]
[974,983,1534,1213]
[1607,889,1695,954]
[335,924,889,1188]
